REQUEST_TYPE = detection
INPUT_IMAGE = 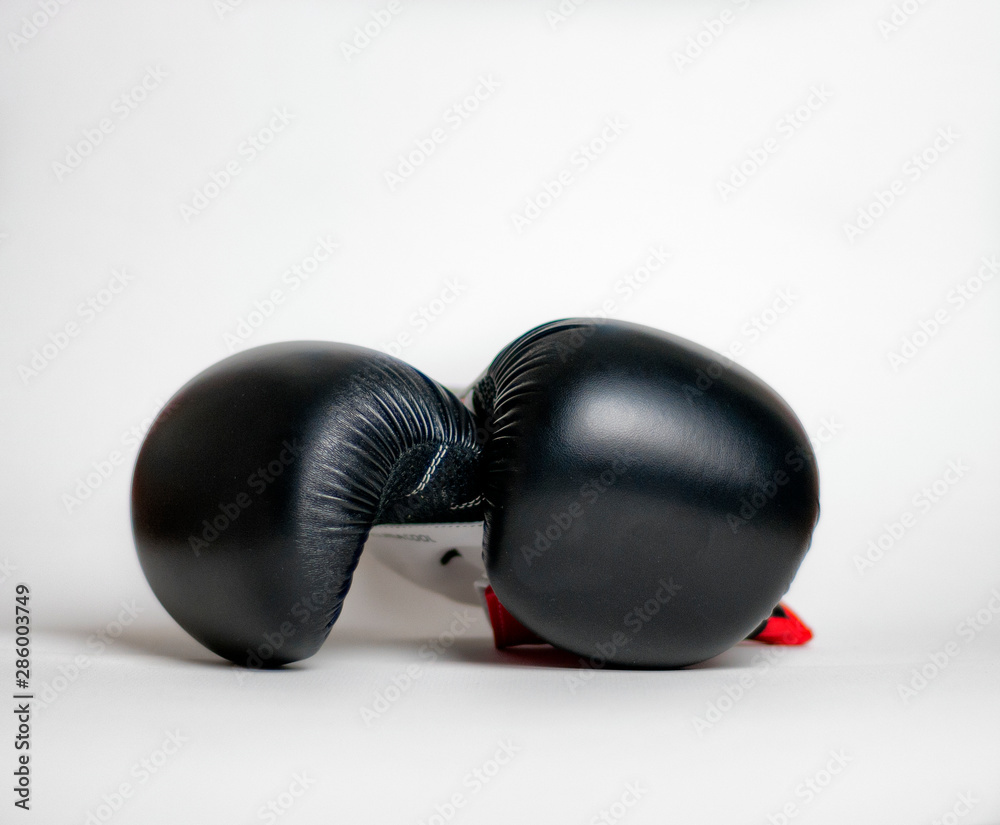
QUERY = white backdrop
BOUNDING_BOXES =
[2,1,999,823]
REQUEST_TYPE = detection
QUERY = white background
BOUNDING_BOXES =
[2,1,999,823]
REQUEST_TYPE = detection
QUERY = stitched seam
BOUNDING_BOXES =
[405,444,446,496]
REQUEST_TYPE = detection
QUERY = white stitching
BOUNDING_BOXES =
[407,445,446,496]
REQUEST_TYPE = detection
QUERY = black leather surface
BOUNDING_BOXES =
[475,319,820,668]
[132,342,482,667]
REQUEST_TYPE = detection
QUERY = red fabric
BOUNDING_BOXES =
[483,586,546,648]
[749,602,813,646]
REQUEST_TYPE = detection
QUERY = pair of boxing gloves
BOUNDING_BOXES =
[131,318,820,669]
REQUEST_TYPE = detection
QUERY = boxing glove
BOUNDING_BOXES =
[131,342,482,668]
[464,318,820,668]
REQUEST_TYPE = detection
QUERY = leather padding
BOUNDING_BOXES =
[475,319,820,668]
[132,342,481,667]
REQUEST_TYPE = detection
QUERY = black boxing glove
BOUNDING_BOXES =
[131,342,482,667]
[466,318,820,668]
